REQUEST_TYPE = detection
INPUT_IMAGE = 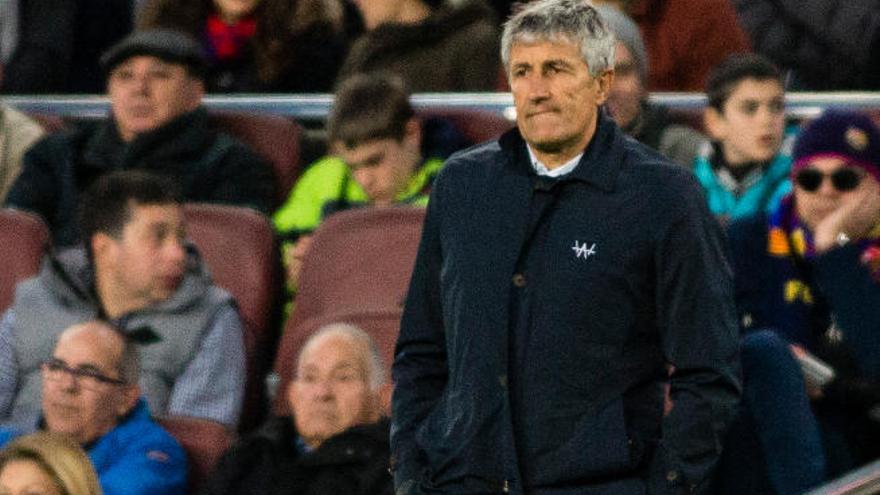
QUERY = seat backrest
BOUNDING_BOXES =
[0,209,50,313]
[272,308,403,416]
[421,109,514,145]
[183,203,282,432]
[157,416,233,493]
[209,111,303,207]
[289,206,426,330]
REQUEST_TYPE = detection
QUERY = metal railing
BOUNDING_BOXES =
[4,91,880,121]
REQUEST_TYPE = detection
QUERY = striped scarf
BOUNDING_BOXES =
[768,194,880,282]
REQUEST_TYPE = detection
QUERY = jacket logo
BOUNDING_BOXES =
[572,241,596,259]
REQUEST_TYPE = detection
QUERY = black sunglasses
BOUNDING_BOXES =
[794,167,864,193]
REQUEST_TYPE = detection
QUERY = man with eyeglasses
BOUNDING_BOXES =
[721,109,880,494]
[0,320,188,495]
[0,170,245,430]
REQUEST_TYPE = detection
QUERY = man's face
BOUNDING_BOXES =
[705,78,785,166]
[509,39,612,161]
[289,334,379,449]
[337,131,421,206]
[606,42,644,130]
[350,0,398,30]
[794,156,872,230]
[108,55,204,142]
[99,203,187,311]
[41,325,137,445]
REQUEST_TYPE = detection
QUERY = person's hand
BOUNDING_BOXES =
[284,235,313,289]
[812,176,880,253]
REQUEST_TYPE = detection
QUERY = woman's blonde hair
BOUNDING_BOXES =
[0,432,102,495]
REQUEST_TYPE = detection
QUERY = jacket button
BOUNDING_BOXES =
[498,375,507,388]
[512,273,526,287]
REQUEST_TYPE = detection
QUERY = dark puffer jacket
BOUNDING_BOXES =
[198,417,393,495]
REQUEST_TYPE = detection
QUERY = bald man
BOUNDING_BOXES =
[0,321,188,495]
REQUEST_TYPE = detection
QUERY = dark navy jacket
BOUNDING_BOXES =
[728,212,880,380]
[392,114,741,495]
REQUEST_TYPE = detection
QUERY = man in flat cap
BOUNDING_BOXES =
[4,29,276,247]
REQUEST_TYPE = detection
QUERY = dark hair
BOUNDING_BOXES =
[79,170,182,247]
[706,53,783,111]
[327,72,415,148]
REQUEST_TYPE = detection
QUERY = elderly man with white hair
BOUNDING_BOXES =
[198,323,392,495]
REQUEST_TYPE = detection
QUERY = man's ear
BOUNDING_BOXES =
[403,117,422,151]
[594,70,615,106]
[703,106,727,141]
[91,233,114,263]
[117,384,141,417]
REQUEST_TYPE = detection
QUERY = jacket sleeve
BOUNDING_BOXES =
[649,177,742,494]
[390,171,450,494]
[3,135,61,225]
[0,310,20,418]
[211,137,278,216]
[167,305,246,428]
[813,245,880,380]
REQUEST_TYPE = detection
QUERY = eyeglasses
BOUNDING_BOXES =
[794,167,864,193]
[41,359,126,391]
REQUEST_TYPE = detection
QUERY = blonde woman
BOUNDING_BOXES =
[0,431,101,495]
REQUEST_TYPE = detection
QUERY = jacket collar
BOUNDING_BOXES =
[81,107,211,171]
[499,110,624,192]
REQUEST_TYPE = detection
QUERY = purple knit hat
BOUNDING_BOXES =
[792,109,880,184]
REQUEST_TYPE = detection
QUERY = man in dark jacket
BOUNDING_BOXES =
[4,29,276,247]
[199,322,392,495]
[391,1,741,494]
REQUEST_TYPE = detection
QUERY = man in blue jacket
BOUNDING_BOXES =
[390,1,742,493]
[0,320,188,495]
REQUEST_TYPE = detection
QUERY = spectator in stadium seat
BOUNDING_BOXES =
[0,431,102,495]
[734,0,880,91]
[198,322,391,495]
[0,321,188,495]
[694,53,792,224]
[694,54,791,223]
[0,170,246,430]
[0,103,43,202]
[593,0,751,91]
[596,4,706,168]
[337,0,500,92]
[0,1,133,94]
[273,73,444,288]
[721,109,880,495]
[391,1,740,493]
[4,28,276,247]
[137,0,354,93]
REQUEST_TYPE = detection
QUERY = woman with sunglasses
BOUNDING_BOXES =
[718,110,880,494]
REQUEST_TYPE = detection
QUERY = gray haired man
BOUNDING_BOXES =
[391,0,741,493]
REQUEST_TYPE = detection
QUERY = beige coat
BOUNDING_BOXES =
[0,104,44,202]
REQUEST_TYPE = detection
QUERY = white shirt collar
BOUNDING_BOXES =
[527,145,583,178]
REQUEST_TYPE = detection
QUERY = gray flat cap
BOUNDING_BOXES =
[100,29,208,78]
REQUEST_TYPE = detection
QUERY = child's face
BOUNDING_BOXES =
[706,78,785,166]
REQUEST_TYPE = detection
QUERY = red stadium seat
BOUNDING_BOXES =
[0,209,50,313]
[287,206,425,331]
[157,416,233,493]
[422,108,514,144]
[183,203,283,432]
[209,111,303,207]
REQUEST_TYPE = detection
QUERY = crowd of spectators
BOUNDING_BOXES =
[0,0,878,494]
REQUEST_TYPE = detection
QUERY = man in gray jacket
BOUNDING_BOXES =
[0,170,245,429]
